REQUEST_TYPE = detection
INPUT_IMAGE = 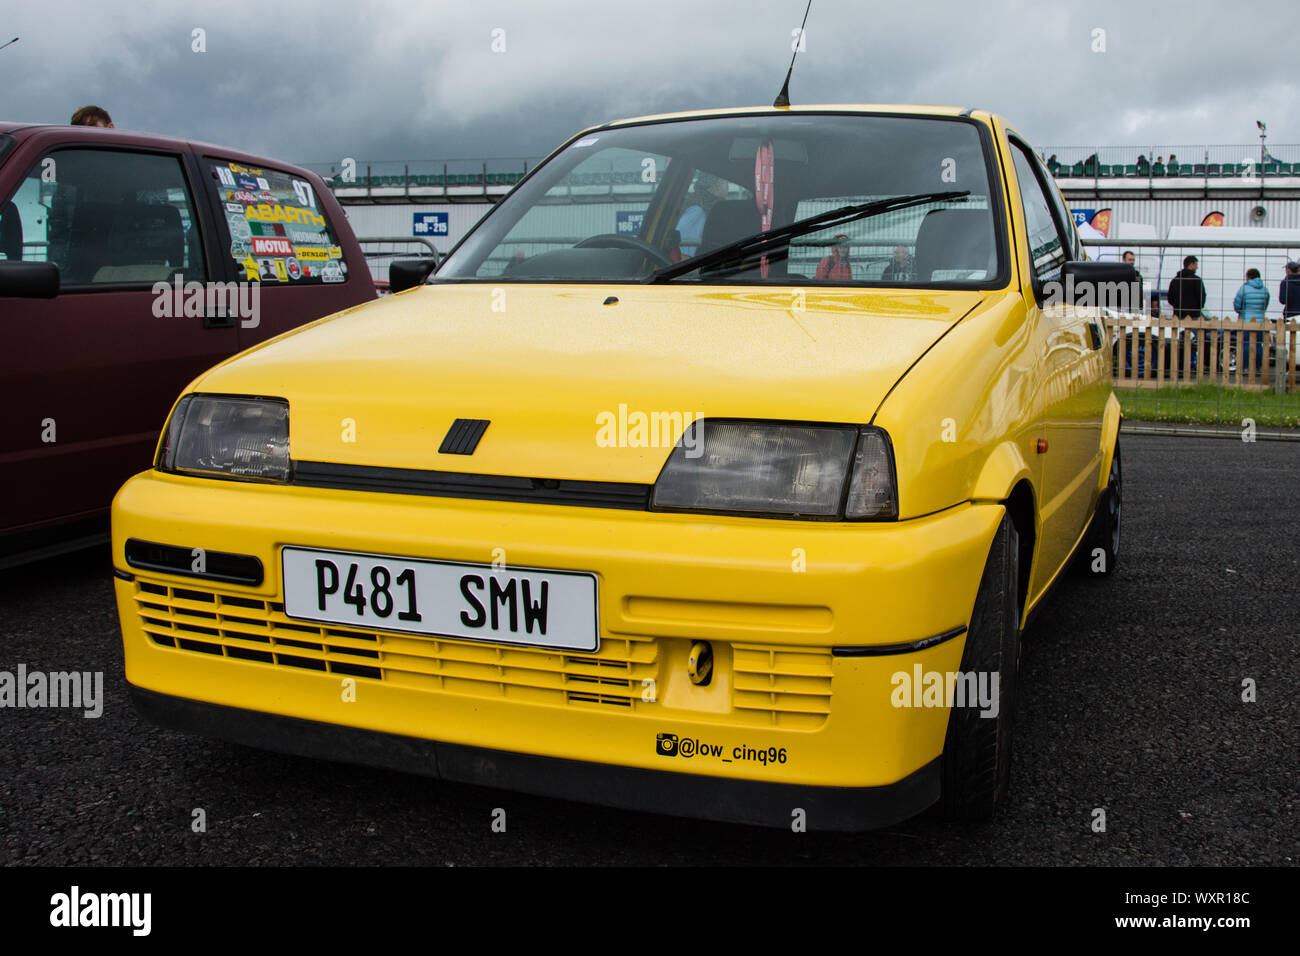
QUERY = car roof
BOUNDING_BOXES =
[0,122,317,177]
[597,104,991,129]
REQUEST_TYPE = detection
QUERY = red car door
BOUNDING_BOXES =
[0,129,236,545]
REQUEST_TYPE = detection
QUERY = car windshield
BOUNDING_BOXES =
[437,112,1005,287]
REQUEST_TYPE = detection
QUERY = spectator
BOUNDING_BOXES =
[1280,260,1300,318]
[1168,255,1205,318]
[1152,157,1166,176]
[1122,250,1144,311]
[1136,154,1150,176]
[1084,152,1099,176]
[815,234,853,281]
[1166,153,1179,176]
[1047,154,1060,176]
[881,244,913,281]
[1232,268,1269,373]
[676,172,728,257]
[70,105,113,127]
[1168,255,1206,374]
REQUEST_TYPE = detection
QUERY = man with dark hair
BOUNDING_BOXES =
[69,105,113,127]
[1168,255,1207,376]
[1122,250,1144,310]
[1167,255,1205,318]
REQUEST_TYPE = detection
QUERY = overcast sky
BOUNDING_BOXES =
[2,0,1293,168]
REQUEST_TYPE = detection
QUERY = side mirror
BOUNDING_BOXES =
[1052,260,1140,311]
[0,261,60,299]
[389,257,437,294]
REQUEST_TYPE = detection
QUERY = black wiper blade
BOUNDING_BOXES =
[646,190,971,283]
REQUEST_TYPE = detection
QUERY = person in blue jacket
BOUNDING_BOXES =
[1232,268,1270,375]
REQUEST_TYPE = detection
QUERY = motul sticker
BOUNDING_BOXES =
[252,237,294,256]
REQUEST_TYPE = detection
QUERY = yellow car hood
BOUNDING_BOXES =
[198,284,984,483]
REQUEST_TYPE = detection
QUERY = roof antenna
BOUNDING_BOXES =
[773,0,813,108]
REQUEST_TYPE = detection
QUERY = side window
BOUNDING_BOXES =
[2,149,204,285]
[207,160,346,284]
[1010,143,1070,283]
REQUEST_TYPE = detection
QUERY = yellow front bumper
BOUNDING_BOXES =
[112,470,1005,826]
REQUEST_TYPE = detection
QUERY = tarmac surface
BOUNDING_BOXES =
[1,434,1295,865]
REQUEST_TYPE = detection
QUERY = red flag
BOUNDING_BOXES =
[754,141,774,278]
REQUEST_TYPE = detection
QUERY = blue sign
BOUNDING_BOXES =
[413,212,449,237]
[1072,208,1096,227]
[615,210,645,236]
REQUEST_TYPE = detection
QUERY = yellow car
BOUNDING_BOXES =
[113,105,1131,830]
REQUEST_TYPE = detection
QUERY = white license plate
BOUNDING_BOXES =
[281,546,599,652]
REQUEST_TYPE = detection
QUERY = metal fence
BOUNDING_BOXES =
[1083,238,1300,318]
[1089,238,1300,425]
[357,236,439,289]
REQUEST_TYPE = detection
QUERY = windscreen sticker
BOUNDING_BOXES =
[252,236,294,256]
[572,136,599,148]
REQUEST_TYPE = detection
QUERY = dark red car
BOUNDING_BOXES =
[0,122,377,566]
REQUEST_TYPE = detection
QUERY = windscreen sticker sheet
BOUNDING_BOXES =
[212,162,347,283]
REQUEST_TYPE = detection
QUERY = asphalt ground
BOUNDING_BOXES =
[1,434,1296,865]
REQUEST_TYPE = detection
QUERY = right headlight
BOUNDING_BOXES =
[651,419,897,520]
[156,394,291,482]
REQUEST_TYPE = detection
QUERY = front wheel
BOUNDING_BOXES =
[940,512,1022,820]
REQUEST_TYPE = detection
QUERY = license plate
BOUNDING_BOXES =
[281,546,599,652]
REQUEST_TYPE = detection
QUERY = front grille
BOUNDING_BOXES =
[133,579,833,728]
[732,644,834,730]
[132,579,656,708]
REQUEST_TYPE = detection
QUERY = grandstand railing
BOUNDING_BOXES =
[297,157,542,197]
[296,146,1300,196]
[1039,144,1300,181]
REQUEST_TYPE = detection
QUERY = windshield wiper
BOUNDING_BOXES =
[646,190,971,283]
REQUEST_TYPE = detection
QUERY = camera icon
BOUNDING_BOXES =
[656,733,679,757]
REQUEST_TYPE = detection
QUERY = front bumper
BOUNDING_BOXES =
[113,470,1004,825]
[131,685,941,831]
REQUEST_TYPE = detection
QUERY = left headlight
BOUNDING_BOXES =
[156,395,291,482]
[651,419,897,520]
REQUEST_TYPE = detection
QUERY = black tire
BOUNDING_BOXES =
[1081,439,1121,576]
[940,512,1022,820]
